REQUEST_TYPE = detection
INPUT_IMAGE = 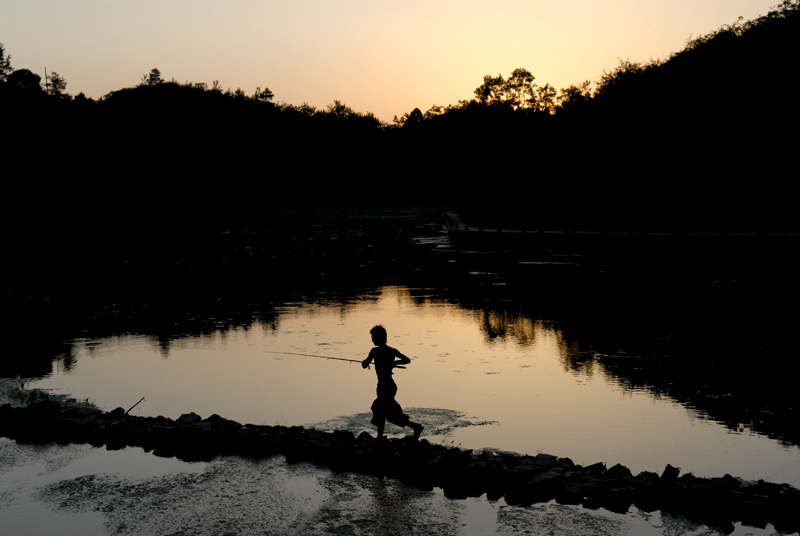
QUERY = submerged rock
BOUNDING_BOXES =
[1,402,798,533]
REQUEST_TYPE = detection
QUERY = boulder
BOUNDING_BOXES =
[177,412,202,425]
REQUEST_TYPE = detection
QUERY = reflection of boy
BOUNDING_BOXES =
[361,325,424,440]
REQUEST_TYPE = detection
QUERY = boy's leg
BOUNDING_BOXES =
[371,397,386,439]
[411,421,424,439]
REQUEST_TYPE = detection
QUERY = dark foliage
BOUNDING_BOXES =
[396,1,799,229]
[0,1,796,234]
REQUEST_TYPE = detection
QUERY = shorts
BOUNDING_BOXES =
[370,380,411,428]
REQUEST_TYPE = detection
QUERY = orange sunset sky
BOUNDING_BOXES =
[1,0,781,121]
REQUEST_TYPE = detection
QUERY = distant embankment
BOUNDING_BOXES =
[2,400,798,534]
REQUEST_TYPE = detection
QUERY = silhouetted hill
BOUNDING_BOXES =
[2,2,796,231]
[589,0,798,160]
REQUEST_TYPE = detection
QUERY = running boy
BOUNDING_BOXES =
[361,325,424,440]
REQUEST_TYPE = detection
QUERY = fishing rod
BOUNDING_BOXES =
[265,351,405,368]
[126,396,146,414]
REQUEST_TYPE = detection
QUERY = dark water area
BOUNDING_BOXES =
[4,207,800,455]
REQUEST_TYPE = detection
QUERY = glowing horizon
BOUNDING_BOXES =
[0,0,781,121]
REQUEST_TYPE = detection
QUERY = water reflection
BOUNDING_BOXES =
[9,270,799,458]
[429,261,800,454]
[14,284,798,487]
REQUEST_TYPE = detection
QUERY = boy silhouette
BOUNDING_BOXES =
[361,325,424,440]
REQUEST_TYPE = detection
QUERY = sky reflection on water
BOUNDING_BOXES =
[31,285,800,487]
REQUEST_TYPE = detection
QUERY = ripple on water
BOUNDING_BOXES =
[308,407,499,439]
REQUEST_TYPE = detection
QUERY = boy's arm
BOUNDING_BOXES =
[362,350,374,369]
[393,349,411,367]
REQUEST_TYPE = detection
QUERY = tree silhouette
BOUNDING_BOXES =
[0,43,12,82]
[473,73,507,107]
[505,68,536,110]
[253,86,274,102]
[324,99,354,118]
[470,68,555,112]
[7,69,43,95]
[594,58,651,99]
[556,80,592,112]
[141,68,164,86]
[0,0,795,217]
[46,71,68,98]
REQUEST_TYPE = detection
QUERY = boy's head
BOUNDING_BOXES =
[370,325,387,345]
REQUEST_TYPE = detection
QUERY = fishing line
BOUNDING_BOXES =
[265,350,363,364]
[264,351,406,369]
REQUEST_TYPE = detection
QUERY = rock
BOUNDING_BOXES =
[356,431,374,442]
[203,414,241,429]
[532,453,558,469]
[505,470,562,506]
[503,464,537,487]
[582,461,606,476]
[177,412,202,425]
[631,472,661,512]
[592,485,634,514]
[602,463,632,481]
[661,464,681,481]
[555,475,585,505]
[556,457,576,471]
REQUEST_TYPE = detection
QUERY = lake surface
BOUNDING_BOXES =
[4,209,800,534]
[20,212,800,486]
[25,282,799,487]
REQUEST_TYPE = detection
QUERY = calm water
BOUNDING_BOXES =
[28,282,800,486]
[4,212,800,535]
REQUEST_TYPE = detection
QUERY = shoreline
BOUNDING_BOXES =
[2,398,798,535]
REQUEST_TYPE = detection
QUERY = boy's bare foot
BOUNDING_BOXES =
[412,423,424,440]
